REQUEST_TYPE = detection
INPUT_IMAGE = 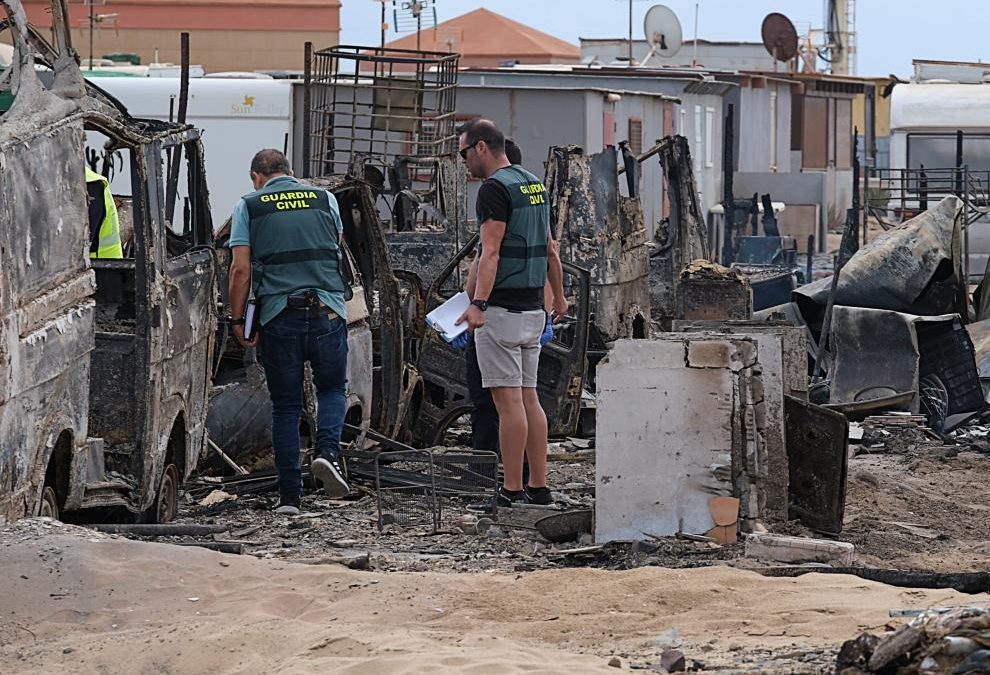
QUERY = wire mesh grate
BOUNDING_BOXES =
[374,448,440,531]
[372,447,498,531]
[433,449,498,524]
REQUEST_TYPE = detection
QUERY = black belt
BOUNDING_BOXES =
[282,305,339,320]
[287,293,322,308]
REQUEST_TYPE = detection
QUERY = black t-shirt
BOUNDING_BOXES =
[476,174,547,312]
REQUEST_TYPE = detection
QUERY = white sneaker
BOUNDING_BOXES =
[273,498,301,515]
[312,457,350,498]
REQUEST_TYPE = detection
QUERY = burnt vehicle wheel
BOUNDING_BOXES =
[38,486,60,520]
[150,464,179,524]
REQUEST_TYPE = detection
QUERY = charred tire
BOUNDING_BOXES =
[38,486,60,520]
[147,463,179,524]
[431,404,475,447]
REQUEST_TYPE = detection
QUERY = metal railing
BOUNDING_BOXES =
[866,167,990,281]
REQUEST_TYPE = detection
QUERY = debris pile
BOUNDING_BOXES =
[857,415,948,455]
[836,607,990,674]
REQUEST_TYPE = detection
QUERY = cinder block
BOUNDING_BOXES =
[687,340,732,368]
[744,533,855,566]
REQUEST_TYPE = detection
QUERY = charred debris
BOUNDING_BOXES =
[4,8,990,591]
[202,33,990,585]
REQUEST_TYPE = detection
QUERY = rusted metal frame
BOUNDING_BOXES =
[617,137,672,175]
[425,231,478,299]
[344,422,417,454]
[314,44,460,66]
[545,260,592,436]
[7,1,72,58]
[183,138,213,246]
[810,194,872,380]
[721,104,737,264]
[657,135,710,260]
[164,32,190,229]
[308,45,459,178]
[123,142,157,506]
[0,4,69,63]
[302,41,313,178]
[49,0,72,61]
[393,269,426,340]
[80,109,198,152]
[339,180,408,436]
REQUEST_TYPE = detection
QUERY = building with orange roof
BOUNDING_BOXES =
[21,0,339,72]
[382,7,580,67]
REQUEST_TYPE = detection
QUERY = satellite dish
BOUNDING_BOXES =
[642,5,683,63]
[761,12,798,62]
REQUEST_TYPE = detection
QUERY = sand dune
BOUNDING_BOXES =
[0,521,970,674]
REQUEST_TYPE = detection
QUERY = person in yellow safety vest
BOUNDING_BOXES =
[85,167,123,259]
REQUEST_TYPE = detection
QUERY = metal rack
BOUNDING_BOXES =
[304,44,460,179]
[372,447,499,532]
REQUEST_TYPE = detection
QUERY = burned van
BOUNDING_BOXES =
[0,0,216,522]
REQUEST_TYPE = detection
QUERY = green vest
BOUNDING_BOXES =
[244,178,352,323]
[488,165,550,290]
[85,167,123,259]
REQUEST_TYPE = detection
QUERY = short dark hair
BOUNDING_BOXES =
[458,118,505,156]
[505,138,522,165]
[250,149,291,176]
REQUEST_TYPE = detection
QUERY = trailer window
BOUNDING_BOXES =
[908,133,990,172]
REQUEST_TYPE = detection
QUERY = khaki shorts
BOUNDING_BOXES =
[475,306,545,388]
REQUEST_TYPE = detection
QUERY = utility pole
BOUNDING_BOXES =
[84,0,116,69]
[628,0,633,63]
[88,0,95,68]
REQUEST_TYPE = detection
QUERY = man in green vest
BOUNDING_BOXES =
[86,167,123,259]
[456,119,569,508]
[227,149,351,515]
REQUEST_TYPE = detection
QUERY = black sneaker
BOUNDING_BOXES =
[524,485,553,505]
[466,487,526,514]
[312,456,350,498]
[273,496,301,515]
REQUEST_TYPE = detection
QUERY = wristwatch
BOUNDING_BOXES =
[471,298,489,312]
[228,317,246,326]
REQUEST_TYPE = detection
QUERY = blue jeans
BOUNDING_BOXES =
[260,307,348,499]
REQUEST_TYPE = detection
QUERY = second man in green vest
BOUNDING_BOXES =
[457,119,569,508]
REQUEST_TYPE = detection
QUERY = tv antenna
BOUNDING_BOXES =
[72,0,118,68]
[641,5,682,66]
[392,0,437,50]
[613,0,650,65]
[760,12,798,70]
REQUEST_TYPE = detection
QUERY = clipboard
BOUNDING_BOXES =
[425,291,470,343]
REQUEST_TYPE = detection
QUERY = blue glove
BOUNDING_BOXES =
[450,331,472,349]
[540,314,554,346]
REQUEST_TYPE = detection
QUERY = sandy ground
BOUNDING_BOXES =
[0,520,980,675]
[842,450,990,571]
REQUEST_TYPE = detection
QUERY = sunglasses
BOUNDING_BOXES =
[459,141,479,160]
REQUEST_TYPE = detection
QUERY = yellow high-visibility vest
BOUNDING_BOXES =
[85,167,123,259]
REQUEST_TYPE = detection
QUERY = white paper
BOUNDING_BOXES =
[244,299,258,340]
[425,291,471,342]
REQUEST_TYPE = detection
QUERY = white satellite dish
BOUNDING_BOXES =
[642,4,682,65]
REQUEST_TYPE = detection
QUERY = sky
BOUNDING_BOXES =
[340,1,988,78]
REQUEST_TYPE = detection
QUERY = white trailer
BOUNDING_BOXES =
[890,83,990,171]
[91,77,296,227]
[887,83,990,279]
